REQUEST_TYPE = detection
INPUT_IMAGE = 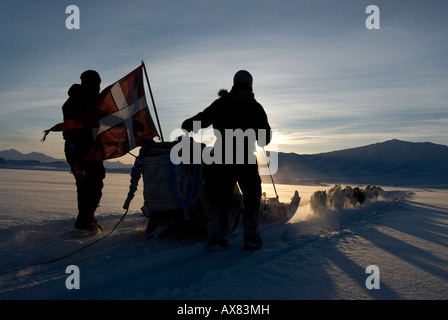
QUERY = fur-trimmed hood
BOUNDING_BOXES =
[217,88,255,103]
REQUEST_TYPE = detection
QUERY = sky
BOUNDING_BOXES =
[0,0,447,164]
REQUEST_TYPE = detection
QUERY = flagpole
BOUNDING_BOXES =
[141,60,164,143]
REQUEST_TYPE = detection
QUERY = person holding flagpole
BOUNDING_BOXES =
[62,70,105,237]
[43,63,159,236]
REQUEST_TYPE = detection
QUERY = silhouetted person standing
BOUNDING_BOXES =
[62,70,105,237]
[182,70,271,251]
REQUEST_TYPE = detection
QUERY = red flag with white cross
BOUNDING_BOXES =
[42,65,159,163]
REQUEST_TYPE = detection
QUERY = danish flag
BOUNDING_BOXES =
[42,65,159,163]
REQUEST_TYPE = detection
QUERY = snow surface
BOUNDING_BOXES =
[0,168,447,300]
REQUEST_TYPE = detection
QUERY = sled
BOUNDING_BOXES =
[137,141,300,240]
[226,190,300,236]
[255,190,300,228]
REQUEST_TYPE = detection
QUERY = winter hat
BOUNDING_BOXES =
[80,70,101,84]
[233,70,253,87]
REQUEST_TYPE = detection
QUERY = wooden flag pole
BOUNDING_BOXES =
[141,60,164,143]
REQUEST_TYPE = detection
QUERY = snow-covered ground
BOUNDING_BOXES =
[0,168,447,300]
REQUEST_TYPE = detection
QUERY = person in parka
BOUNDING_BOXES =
[62,70,105,237]
[182,70,271,251]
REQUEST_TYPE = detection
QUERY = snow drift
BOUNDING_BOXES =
[0,169,447,300]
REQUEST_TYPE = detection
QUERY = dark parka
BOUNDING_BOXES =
[62,79,105,230]
[182,87,271,164]
[182,85,272,243]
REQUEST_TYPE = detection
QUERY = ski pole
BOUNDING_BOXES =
[263,148,278,199]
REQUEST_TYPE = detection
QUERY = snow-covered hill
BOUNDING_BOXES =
[274,139,448,186]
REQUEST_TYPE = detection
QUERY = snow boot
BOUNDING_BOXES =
[93,218,103,232]
[243,235,262,251]
[208,238,229,252]
[75,221,102,237]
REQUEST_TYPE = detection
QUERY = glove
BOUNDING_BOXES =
[181,118,193,132]
[71,165,86,179]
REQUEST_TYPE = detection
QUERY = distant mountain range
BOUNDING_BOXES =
[0,149,62,163]
[1,139,447,186]
[0,149,133,174]
[271,139,448,186]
